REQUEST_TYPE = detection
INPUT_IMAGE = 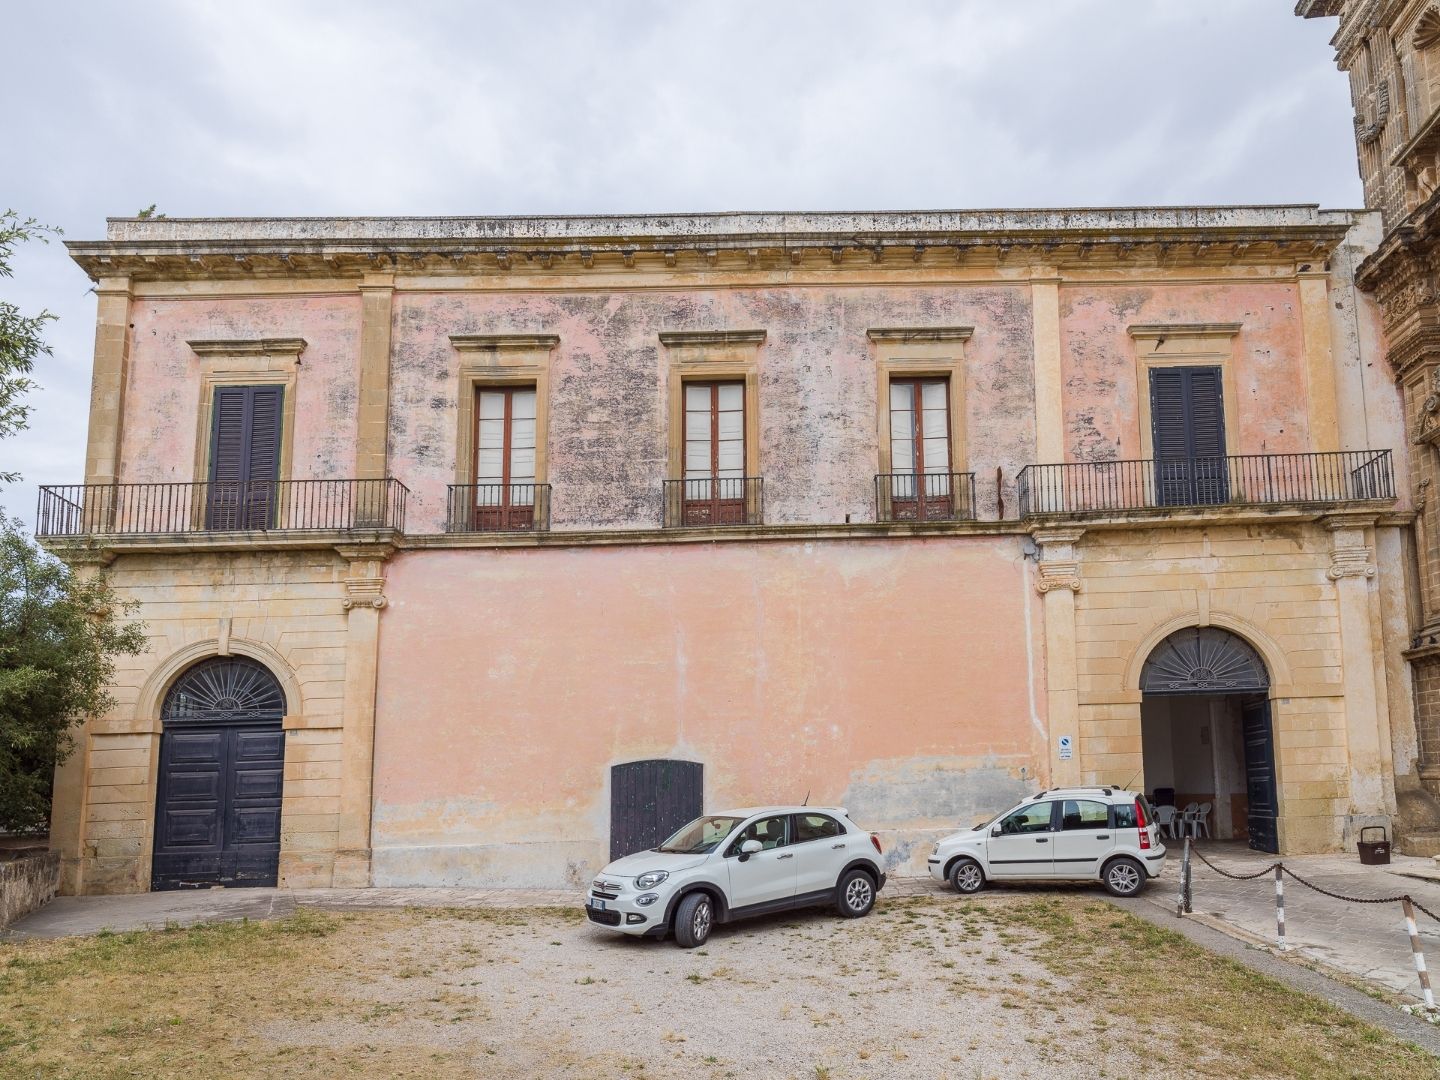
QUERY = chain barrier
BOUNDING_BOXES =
[1180,839,1439,1012]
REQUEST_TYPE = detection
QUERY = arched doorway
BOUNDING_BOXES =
[151,657,287,890]
[1139,627,1279,853]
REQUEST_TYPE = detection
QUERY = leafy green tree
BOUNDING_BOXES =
[0,520,147,831]
[1,210,59,485]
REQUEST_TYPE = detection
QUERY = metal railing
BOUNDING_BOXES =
[874,472,977,523]
[35,479,409,537]
[1017,450,1395,517]
[446,483,551,533]
[663,476,764,528]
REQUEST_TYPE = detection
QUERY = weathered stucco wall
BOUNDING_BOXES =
[370,537,1046,886]
[121,296,363,483]
[1059,282,1311,462]
[0,851,60,928]
[388,285,1036,533]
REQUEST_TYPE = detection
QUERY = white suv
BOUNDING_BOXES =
[584,807,887,948]
[928,788,1165,897]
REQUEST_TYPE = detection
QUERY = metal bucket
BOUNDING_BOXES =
[1358,826,1391,865]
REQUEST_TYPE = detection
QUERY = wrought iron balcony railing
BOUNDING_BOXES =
[875,472,977,523]
[446,483,551,533]
[663,477,764,528]
[1016,450,1395,517]
[35,479,409,537]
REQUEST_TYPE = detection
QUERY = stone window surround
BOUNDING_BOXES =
[661,330,764,483]
[187,339,304,489]
[449,334,558,491]
[868,327,972,479]
[1127,323,1242,460]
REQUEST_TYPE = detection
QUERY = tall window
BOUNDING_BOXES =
[207,385,282,530]
[887,377,952,519]
[682,381,746,524]
[473,385,537,529]
[1149,366,1227,506]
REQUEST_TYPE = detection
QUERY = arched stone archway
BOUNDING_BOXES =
[1139,626,1280,853]
[151,656,287,890]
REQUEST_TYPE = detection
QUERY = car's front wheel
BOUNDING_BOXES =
[835,868,877,918]
[1102,856,1146,897]
[948,857,986,894]
[673,891,713,948]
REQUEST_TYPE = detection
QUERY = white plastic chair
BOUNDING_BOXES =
[1178,802,1200,838]
[1193,802,1213,840]
[1153,804,1177,839]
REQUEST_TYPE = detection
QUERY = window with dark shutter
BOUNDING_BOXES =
[1150,366,1228,506]
[207,385,283,529]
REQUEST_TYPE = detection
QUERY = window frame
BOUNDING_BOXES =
[188,339,302,491]
[449,334,556,496]
[1059,799,1110,832]
[791,813,844,845]
[868,328,970,484]
[1128,324,1240,461]
[725,813,791,856]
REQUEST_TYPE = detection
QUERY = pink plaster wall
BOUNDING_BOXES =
[120,296,362,482]
[370,537,1045,886]
[388,286,1036,533]
[1058,283,1310,462]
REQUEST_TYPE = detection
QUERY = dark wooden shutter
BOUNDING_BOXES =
[207,386,283,529]
[1150,367,1227,506]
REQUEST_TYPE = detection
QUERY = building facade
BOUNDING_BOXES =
[43,206,1422,895]
[1300,0,1440,850]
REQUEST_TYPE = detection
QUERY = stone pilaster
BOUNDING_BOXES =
[1033,526,1084,787]
[83,276,133,486]
[1030,273,1065,463]
[1325,512,1396,822]
[332,543,392,887]
[1299,269,1341,452]
[356,273,394,481]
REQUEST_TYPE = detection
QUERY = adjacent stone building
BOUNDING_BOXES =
[43,205,1422,895]
[1299,0,1440,851]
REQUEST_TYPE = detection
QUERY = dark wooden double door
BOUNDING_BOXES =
[1242,697,1279,855]
[152,723,285,890]
[610,760,703,861]
[1150,366,1228,506]
[206,384,283,530]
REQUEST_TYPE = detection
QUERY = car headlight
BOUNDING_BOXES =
[634,870,670,890]
[635,892,659,906]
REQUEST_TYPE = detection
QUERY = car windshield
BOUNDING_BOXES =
[656,816,744,854]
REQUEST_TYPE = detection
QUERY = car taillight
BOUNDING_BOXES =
[870,834,883,855]
[1135,799,1151,850]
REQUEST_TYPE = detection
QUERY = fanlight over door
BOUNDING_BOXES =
[1139,627,1269,696]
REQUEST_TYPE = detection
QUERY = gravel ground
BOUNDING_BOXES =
[259,900,1170,1079]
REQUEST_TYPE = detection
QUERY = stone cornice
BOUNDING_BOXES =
[188,337,307,358]
[65,206,1358,283]
[1127,322,1243,339]
[658,330,767,347]
[866,327,974,344]
[449,333,560,351]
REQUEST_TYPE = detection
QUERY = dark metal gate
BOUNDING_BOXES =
[1242,697,1280,855]
[609,759,703,861]
[152,658,286,890]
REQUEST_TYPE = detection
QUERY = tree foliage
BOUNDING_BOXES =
[0,210,60,484]
[0,518,147,832]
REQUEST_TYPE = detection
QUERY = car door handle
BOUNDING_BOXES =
[1096,835,1110,840]
[1034,838,1049,843]
[777,852,794,859]
[832,843,847,849]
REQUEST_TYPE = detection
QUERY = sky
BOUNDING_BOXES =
[0,0,1358,525]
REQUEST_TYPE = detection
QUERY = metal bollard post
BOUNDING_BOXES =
[1275,864,1287,951]
[1175,837,1193,917]
[1402,897,1437,1012]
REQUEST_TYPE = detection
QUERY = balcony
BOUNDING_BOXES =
[35,479,409,538]
[875,472,977,523]
[663,477,764,528]
[1017,450,1395,518]
[446,483,551,533]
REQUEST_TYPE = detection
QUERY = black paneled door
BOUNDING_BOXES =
[207,384,283,529]
[1150,366,1228,506]
[1242,697,1280,855]
[610,760,703,861]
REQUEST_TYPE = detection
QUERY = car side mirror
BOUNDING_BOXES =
[991,825,1002,837]
[737,838,763,861]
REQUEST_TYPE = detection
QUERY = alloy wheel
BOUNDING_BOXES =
[845,876,873,911]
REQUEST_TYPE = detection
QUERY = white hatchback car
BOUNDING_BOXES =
[585,806,887,948]
[928,787,1165,897]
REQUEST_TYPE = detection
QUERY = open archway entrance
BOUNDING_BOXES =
[151,657,287,890]
[1139,627,1279,853]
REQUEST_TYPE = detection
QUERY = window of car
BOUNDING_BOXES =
[657,816,744,855]
[1113,803,1137,829]
[997,802,1054,835]
[1060,800,1109,831]
[727,815,790,855]
[792,813,843,844]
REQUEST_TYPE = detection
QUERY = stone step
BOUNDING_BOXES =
[1399,829,1440,859]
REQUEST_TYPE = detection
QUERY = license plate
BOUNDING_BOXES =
[589,898,606,911]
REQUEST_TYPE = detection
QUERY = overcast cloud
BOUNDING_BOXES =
[0,0,1357,523]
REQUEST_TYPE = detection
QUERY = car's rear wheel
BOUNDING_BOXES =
[835,868,877,918]
[1102,856,1146,897]
[948,857,986,894]
[673,892,713,948]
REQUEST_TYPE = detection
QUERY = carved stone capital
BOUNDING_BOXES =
[342,576,387,610]
[1036,561,1082,595]
[1327,550,1377,580]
